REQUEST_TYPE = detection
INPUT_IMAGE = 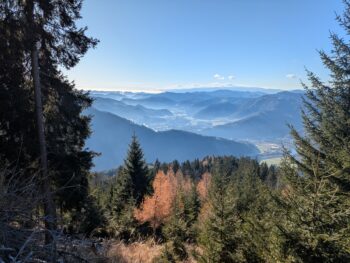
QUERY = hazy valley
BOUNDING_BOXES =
[87,88,303,170]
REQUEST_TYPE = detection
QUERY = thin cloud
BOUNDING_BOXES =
[286,73,297,79]
[214,73,225,80]
[228,75,235,80]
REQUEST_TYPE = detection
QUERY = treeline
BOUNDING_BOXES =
[89,145,281,262]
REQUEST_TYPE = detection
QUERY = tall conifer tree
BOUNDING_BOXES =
[277,1,350,260]
[123,134,150,206]
[0,8,36,169]
[288,1,350,192]
[198,162,242,263]
[0,0,98,239]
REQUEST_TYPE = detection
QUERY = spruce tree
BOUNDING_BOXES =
[162,183,200,260]
[287,1,350,192]
[1,0,97,240]
[266,165,279,189]
[232,158,260,214]
[276,2,350,260]
[172,160,180,174]
[277,156,350,262]
[181,160,193,177]
[234,166,282,262]
[0,10,36,170]
[259,162,269,182]
[107,167,138,239]
[124,134,150,206]
[183,183,201,237]
[109,199,137,240]
[111,167,133,216]
[153,159,161,173]
[77,194,106,235]
[107,136,149,239]
[198,162,243,263]
[163,191,189,261]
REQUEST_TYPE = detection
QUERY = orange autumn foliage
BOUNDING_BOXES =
[197,172,211,201]
[134,168,192,229]
[197,172,212,222]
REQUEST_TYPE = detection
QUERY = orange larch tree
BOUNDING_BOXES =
[134,168,191,229]
[197,172,211,201]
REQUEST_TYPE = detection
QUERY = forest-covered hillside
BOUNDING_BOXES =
[86,107,258,170]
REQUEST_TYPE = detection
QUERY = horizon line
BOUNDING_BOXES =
[80,85,303,93]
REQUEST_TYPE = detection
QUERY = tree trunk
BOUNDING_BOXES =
[24,0,57,246]
[31,44,57,243]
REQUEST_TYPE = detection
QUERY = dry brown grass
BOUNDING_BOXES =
[107,240,162,263]
[106,240,201,263]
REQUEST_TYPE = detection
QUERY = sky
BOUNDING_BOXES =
[64,0,345,92]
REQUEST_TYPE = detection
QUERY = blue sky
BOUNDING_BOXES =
[65,0,344,91]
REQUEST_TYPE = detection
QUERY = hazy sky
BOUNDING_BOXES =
[65,0,344,91]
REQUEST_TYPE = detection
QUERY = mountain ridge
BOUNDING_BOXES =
[85,107,259,171]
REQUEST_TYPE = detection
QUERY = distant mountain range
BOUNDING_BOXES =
[167,86,283,94]
[86,108,259,171]
[194,100,245,119]
[93,97,172,124]
[201,91,304,140]
[90,89,304,136]
[86,88,304,170]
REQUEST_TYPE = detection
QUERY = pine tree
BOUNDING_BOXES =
[124,134,150,206]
